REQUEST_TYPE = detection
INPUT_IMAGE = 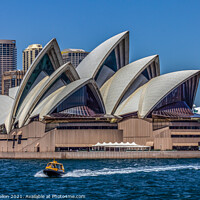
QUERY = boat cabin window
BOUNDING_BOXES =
[52,164,57,168]
[57,164,63,169]
[47,163,63,170]
[47,163,51,167]
[47,163,56,168]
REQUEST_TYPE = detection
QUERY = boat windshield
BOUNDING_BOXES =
[57,164,63,169]
[47,163,63,169]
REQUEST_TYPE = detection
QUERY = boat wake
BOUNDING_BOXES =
[34,170,48,177]
[35,165,200,178]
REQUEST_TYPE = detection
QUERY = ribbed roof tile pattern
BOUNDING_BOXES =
[115,70,200,118]
[76,31,129,79]
[101,55,159,114]
[138,70,200,118]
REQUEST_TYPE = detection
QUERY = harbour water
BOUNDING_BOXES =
[0,159,200,199]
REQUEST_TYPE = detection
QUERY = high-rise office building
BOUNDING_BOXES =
[2,70,25,96]
[23,44,42,72]
[0,40,17,94]
[61,49,89,67]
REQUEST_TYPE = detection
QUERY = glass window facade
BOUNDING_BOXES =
[17,53,54,112]
[95,49,117,83]
[151,77,197,118]
[11,79,15,87]
[53,85,103,114]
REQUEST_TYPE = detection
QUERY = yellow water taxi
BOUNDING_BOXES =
[43,160,65,177]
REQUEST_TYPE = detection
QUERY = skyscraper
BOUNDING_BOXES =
[23,44,42,73]
[0,40,17,94]
[61,49,89,67]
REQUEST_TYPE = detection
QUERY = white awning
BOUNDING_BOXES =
[92,142,150,148]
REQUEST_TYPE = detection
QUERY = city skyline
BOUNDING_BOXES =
[1,0,200,104]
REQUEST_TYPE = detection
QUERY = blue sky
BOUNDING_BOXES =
[1,0,200,104]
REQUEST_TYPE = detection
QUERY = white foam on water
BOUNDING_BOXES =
[34,165,200,178]
[34,170,48,177]
[62,165,200,178]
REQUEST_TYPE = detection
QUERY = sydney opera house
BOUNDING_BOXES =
[0,31,200,153]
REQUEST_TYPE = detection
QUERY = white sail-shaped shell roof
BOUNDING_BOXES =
[8,87,19,99]
[15,76,49,123]
[5,38,64,133]
[138,70,200,118]
[76,31,129,79]
[2,31,200,134]
[115,70,200,118]
[27,86,65,123]
[17,62,79,128]
[101,55,160,114]
[31,78,105,120]
[114,84,145,116]
[0,96,14,126]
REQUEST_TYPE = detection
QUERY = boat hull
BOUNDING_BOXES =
[43,169,65,177]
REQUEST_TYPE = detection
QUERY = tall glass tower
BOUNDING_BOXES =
[0,40,17,94]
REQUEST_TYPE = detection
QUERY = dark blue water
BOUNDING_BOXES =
[0,159,200,199]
